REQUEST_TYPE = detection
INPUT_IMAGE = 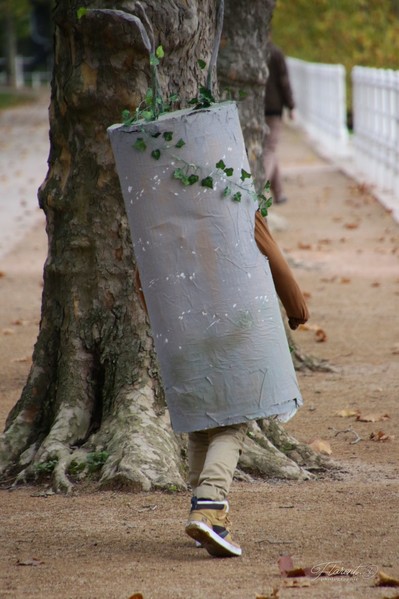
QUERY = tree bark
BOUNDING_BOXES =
[0,0,334,493]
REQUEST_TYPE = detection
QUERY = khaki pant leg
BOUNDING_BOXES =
[187,429,209,495]
[194,424,248,501]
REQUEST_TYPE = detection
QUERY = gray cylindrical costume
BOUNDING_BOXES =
[108,102,302,433]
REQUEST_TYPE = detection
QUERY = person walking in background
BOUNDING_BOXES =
[264,40,295,205]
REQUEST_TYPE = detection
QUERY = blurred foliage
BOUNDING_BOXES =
[272,0,399,70]
[272,0,399,111]
[0,90,36,109]
[0,0,31,38]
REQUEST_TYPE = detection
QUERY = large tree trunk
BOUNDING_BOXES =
[0,0,333,493]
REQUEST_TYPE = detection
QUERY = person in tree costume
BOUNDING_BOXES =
[136,209,309,557]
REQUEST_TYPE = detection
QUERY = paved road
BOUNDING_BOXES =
[0,92,49,260]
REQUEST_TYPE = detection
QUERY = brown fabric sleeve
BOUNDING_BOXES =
[254,210,309,325]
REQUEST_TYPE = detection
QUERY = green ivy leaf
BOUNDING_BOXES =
[232,192,242,202]
[240,169,251,181]
[145,88,153,103]
[175,138,185,148]
[223,187,231,197]
[216,159,226,170]
[142,111,154,121]
[163,131,173,141]
[199,86,215,103]
[198,59,207,69]
[77,7,87,19]
[201,176,214,189]
[151,149,161,160]
[156,45,164,59]
[133,138,147,152]
[150,54,160,66]
[260,206,268,217]
[187,174,199,185]
[151,131,161,138]
[121,109,132,124]
[224,167,234,177]
[238,89,248,100]
[173,168,186,181]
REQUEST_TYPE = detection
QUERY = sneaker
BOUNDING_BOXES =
[185,498,242,557]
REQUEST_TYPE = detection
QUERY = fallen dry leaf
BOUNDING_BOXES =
[282,579,311,588]
[297,242,313,250]
[278,555,294,576]
[371,281,381,287]
[256,590,280,599]
[315,328,327,342]
[335,408,360,418]
[0,271,5,278]
[127,594,144,599]
[344,222,359,229]
[17,558,44,566]
[298,323,327,342]
[356,413,390,423]
[374,570,399,587]
[370,431,394,442]
[2,328,15,336]
[391,343,399,355]
[11,356,31,363]
[309,439,332,455]
[340,277,351,284]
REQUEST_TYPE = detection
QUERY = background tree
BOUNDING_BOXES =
[0,0,330,493]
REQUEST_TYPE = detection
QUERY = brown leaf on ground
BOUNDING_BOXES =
[2,328,15,335]
[356,413,390,422]
[298,323,327,342]
[127,594,144,599]
[278,555,294,576]
[11,356,31,363]
[344,222,359,229]
[315,328,327,342]
[0,271,5,278]
[256,590,280,599]
[391,343,399,355]
[371,281,381,287]
[374,570,399,587]
[370,431,394,442]
[309,439,332,455]
[16,558,44,566]
[282,579,311,588]
[297,241,313,250]
[335,408,361,418]
[340,277,351,284]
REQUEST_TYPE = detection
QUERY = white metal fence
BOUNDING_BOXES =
[352,66,399,199]
[0,56,50,88]
[287,56,399,219]
[287,57,349,157]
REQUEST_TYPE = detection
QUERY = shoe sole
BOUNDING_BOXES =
[185,521,242,557]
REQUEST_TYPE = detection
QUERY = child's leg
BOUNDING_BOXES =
[195,424,248,501]
[185,424,248,557]
[187,429,209,496]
